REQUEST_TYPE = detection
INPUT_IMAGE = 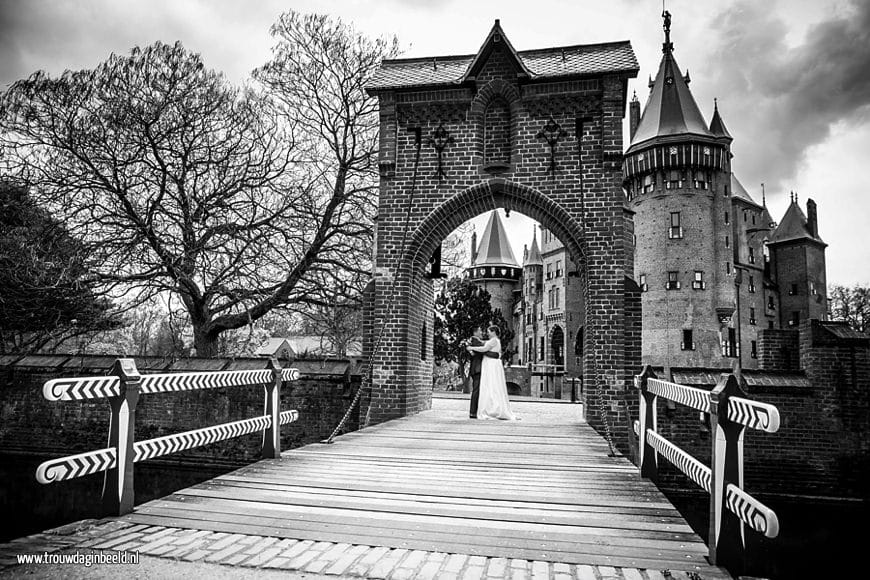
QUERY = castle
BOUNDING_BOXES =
[466,14,828,396]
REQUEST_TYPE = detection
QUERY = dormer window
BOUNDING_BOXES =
[643,174,654,194]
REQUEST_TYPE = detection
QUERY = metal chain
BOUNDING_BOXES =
[322,131,423,444]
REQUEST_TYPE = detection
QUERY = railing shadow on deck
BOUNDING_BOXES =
[33,357,300,516]
[634,365,781,574]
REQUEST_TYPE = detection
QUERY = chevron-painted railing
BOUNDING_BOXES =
[634,365,781,571]
[35,357,300,516]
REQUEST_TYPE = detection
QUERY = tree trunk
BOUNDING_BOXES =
[192,322,219,358]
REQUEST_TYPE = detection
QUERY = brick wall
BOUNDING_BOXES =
[0,355,361,467]
[367,40,636,448]
[758,328,800,371]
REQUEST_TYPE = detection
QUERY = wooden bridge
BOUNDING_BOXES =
[119,397,725,576]
[5,360,788,578]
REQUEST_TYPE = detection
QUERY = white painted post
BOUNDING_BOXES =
[263,357,282,459]
[102,358,140,516]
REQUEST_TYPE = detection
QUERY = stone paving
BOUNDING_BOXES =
[0,519,715,579]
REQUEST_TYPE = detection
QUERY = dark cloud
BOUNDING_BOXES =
[705,0,870,192]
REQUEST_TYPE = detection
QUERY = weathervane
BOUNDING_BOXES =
[662,9,673,53]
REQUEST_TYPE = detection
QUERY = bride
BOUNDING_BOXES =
[466,325,518,420]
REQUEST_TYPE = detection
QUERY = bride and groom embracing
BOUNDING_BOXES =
[465,325,518,421]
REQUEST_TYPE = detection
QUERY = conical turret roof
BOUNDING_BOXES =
[524,228,543,267]
[709,100,732,140]
[769,199,825,245]
[627,12,713,153]
[731,174,762,209]
[475,210,519,268]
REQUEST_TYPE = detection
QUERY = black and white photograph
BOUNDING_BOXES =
[0,1,867,578]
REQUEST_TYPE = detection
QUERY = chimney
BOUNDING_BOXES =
[806,198,818,238]
[629,92,641,142]
[471,231,477,266]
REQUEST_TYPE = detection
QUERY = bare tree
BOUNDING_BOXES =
[1,24,394,356]
[829,283,869,333]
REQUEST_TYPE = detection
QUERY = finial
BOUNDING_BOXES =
[761,182,766,206]
[683,69,690,84]
[631,90,638,102]
[662,10,673,53]
[714,97,718,111]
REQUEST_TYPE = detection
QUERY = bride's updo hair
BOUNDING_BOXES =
[488,325,501,338]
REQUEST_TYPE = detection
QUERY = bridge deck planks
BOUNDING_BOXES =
[120,398,727,576]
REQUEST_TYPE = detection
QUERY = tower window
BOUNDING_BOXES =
[555,287,560,308]
[669,212,683,239]
[748,247,756,264]
[666,169,683,189]
[681,329,694,351]
[749,307,757,325]
[693,170,708,190]
[789,283,798,296]
[724,211,730,225]
[555,260,562,278]
[767,295,775,310]
[752,214,756,225]
[749,275,756,293]
[539,337,545,361]
[811,281,817,295]
[789,311,800,327]
[692,271,705,290]
[725,235,730,248]
[639,273,648,292]
[726,262,731,275]
[722,328,738,358]
[643,174,654,194]
[751,340,758,359]
[667,271,681,290]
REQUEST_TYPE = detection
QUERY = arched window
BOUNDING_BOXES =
[484,96,511,169]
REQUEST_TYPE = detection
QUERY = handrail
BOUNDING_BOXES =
[634,365,781,572]
[35,357,300,515]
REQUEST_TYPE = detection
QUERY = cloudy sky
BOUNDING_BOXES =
[1,0,868,285]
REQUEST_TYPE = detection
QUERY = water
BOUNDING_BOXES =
[663,489,866,579]
[0,454,234,542]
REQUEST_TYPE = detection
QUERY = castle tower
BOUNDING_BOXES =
[518,227,543,365]
[623,12,761,370]
[768,196,828,327]
[467,210,522,341]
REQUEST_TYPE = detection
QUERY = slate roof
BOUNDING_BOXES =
[475,210,519,268]
[730,174,762,209]
[769,201,826,245]
[367,21,637,91]
[627,32,712,152]
[709,101,732,140]
[524,228,543,267]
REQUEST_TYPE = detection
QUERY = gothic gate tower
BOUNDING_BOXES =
[364,21,640,442]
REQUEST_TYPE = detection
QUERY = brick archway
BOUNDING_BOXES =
[363,24,640,445]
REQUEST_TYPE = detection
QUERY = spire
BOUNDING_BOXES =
[627,11,713,152]
[474,210,519,268]
[709,98,732,141]
[524,226,543,267]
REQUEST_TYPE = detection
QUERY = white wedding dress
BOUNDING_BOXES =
[476,338,518,420]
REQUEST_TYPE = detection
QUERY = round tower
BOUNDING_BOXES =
[623,11,735,370]
[466,210,522,325]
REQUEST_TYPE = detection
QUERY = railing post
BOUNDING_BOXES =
[263,357,282,459]
[102,358,140,516]
[708,373,747,572]
[635,365,658,481]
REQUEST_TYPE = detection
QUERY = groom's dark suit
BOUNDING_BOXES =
[468,337,484,418]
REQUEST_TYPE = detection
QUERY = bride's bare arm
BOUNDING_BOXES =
[468,338,497,352]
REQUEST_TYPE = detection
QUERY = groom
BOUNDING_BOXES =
[466,326,485,419]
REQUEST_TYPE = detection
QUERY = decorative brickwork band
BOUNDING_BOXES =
[647,378,711,413]
[727,396,780,433]
[35,447,117,483]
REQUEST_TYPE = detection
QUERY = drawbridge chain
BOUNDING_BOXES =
[323,129,423,444]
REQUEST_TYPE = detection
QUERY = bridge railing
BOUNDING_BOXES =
[633,365,780,571]
[35,357,300,516]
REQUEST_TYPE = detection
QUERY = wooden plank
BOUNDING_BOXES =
[121,511,727,576]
